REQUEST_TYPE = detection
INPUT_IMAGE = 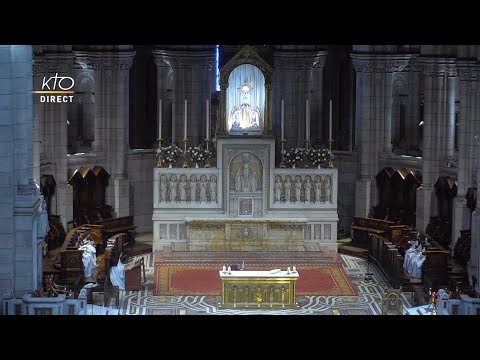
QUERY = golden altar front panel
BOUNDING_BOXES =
[218,270,299,309]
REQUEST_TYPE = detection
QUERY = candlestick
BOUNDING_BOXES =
[306,99,310,141]
[206,98,210,140]
[156,138,164,168]
[204,138,211,168]
[184,99,188,139]
[293,266,296,272]
[222,265,226,272]
[227,266,231,274]
[280,139,286,168]
[281,99,285,140]
[182,137,189,168]
[158,99,162,140]
[329,99,332,142]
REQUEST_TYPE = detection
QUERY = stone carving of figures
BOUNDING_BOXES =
[324,175,332,204]
[189,175,197,202]
[274,176,282,202]
[200,175,207,202]
[169,175,178,202]
[284,176,292,202]
[208,175,217,202]
[314,176,322,203]
[179,175,187,201]
[304,176,311,203]
[160,175,168,202]
[294,176,302,202]
[234,161,257,192]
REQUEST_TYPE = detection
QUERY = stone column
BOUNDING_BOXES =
[415,60,437,231]
[43,52,74,228]
[311,53,327,144]
[90,51,135,217]
[451,62,477,254]
[473,134,480,292]
[446,72,457,160]
[384,71,394,153]
[0,45,46,298]
[407,65,420,150]
[32,55,45,185]
[351,56,377,217]
[219,82,228,134]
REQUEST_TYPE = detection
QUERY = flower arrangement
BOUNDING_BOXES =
[309,148,334,168]
[157,145,182,165]
[282,147,308,168]
[187,146,213,164]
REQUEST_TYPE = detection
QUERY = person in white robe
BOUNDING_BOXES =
[79,238,97,278]
[109,255,125,290]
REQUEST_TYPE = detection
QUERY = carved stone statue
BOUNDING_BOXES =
[274,176,282,202]
[294,176,302,202]
[304,177,311,203]
[199,175,207,202]
[160,175,168,202]
[234,161,258,192]
[169,175,178,202]
[314,176,322,203]
[179,175,187,201]
[189,175,197,202]
[324,175,332,204]
[284,176,292,202]
[208,175,217,202]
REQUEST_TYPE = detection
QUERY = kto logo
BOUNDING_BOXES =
[33,73,75,103]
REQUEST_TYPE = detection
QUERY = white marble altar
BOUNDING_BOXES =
[153,136,338,256]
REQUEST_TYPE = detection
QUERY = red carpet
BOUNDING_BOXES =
[154,264,356,296]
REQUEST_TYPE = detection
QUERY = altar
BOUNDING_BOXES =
[218,270,299,309]
[152,46,339,295]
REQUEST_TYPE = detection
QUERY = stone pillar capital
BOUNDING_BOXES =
[89,51,135,71]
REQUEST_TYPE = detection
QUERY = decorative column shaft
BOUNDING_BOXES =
[90,51,135,217]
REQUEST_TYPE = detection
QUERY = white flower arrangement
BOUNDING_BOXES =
[157,145,182,164]
[309,148,333,167]
[282,147,308,167]
[187,146,213,163]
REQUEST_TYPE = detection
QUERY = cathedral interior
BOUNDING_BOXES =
[1,44,479,315]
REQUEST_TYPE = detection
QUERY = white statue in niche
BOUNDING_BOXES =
[208,175,217,202]
[229,81,261,133]
[284,176,292,202]
[324,175,332,204]
[274,176,282,202]
[189,175,197,202]
[294,176,302,202]
[199,175,207,202]
[304,176,312,203]
[314,176,322,203]
[234,159,258,192]
[160,175,168,202]
[169,175,178,202]
[179,175,187,201]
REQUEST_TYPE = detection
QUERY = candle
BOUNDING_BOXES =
[293,265,296,272]
[184,99,188,139]
[281,99,285,140]
[222,265,226,272]
[306,99,310,140]
[287,267,291,273]
[329,99,332,142]
[227,266,231,273]
[206,98,210,140]
[158,99,162,139]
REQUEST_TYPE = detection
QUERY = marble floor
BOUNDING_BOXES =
[85,246,421,315]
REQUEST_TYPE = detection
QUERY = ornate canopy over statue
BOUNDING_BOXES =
[218,46,273,136]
